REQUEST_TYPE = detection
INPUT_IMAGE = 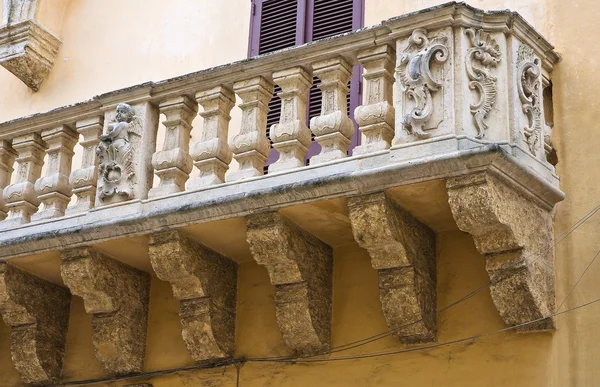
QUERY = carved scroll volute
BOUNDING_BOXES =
[229,77,274,181]
[0,263,71,385]
[148,231,237,362]
[465,28,501,139]
[269,67,313,173]
[61,248,150,374]
[246,212,333,354]
[309,57,354,164]
[447,172,555,331]
[1,133,47,228]
[0,140,17,220]
[517,44,543,157]
[353,45,396,155]
[348,193,437,343]
[188,86,235,189]
[149,96,198,198]
[32,125,78,221]
[395,28,449,142]
[67,117,104,215]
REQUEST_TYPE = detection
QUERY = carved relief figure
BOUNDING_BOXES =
[96,103,141,202]
[398,28,449,138]
[465,28,501,138]
[517,48,542,155]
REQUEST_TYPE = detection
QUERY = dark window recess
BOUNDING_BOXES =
[249,0,364,173]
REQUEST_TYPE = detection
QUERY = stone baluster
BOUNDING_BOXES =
[309,57,354,164]
[31,125,78,220]
[149,96,197,198]
[67,117,103,214]
[188,86,235,189]
[269,67,312,173]
[1,133,47,227]
[228,77,274,181]
[0,140,17,220]
[353,45,395,155]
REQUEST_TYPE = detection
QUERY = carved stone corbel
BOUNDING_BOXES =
[246,212,333,354]
[0,263,71,385]
[309,57,354,164]
[348,192,437,343]
[148,230,237,362]
[189,87,235,189]
[447,172,555,331]
[353,45,396,155]
[61,248,150,374]
[0,140,17,220]
[269,67,313,172]
[32,125,78,221]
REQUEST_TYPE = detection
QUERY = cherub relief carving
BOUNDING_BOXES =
[96,103,141,202]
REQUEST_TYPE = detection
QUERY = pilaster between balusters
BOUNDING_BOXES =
[66,116,104,215]
[228,77,274,182]
[188,86,235,189]
[33,125,78,221]
[149,96,197,198]
[309,57,354,165]
[1,133,47,228]
[353,44,396,155]
[269,67,312,173]
[0,140,17,220]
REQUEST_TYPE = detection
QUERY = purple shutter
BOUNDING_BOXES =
[248,0,364,172]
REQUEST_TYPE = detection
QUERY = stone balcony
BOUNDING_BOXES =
[0,3,562,385]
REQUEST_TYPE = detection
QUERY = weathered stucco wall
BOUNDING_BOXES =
[1,0,599,386]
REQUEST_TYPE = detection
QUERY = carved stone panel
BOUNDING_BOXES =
[96,102,158,206]
[148,230,237,362]
[516,44,543,157]
[447,172,555,331]
[0,263,71,385]
[348,192,437,343]
[246,212,333,354]
[61,248,150,374]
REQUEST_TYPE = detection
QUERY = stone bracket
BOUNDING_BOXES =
[0,263,71,385]
[148,230,237,362]
[61,247,150,374]
[447,172,555,331]
[246,212,333,354]
[348,192,437,343]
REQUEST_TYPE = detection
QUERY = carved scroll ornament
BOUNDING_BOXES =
[465,28,501,138]
[517,51,542,155]
[96,103,142,202]
[399,28,449,138]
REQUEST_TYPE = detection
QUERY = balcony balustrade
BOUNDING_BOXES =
[0,3,562,384]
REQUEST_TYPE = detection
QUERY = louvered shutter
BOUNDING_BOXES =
[248,0,364,172]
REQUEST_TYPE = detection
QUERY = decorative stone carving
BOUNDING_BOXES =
[188,87,235,189]
[32,125,78,221]
[465,28,501,138]
[517,46,542,155]
[61,247,150,374]
[2,133,46,227]
[269,67,313,173]
[148,230,237,362]
[353,45,395,155]
[0,140,17,220]
[447,172,555,331]
[309,57,354,164]
[228,77,274,181]
[348,192,437,343]
[398,28,449,138]
[67,117,104,215]
[96,103,143,204]
[0,262,70,385]
[0,1,61,90]
[246,212,333,354]
[149,96,197,198]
